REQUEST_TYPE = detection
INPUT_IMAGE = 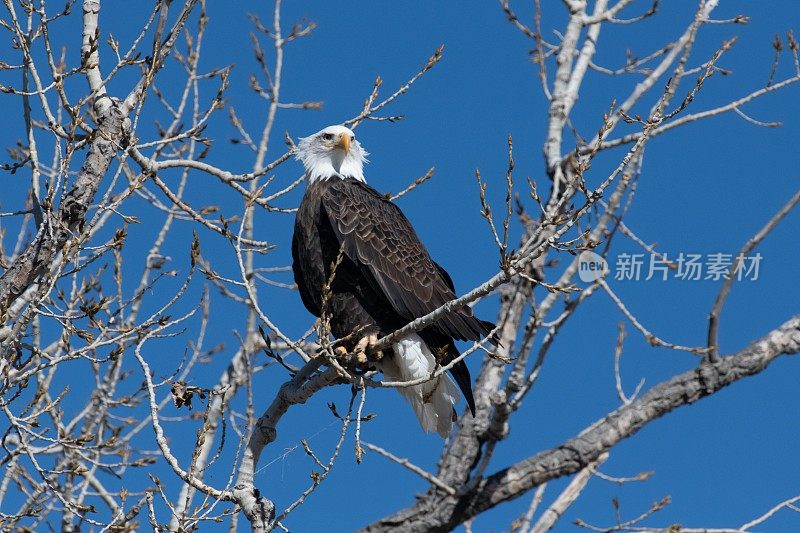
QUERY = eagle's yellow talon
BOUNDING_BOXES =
[354,333,380,365]
[334,346,348,359]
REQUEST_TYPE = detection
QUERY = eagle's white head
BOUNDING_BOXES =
[296,125,368,183]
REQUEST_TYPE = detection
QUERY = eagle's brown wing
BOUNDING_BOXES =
[321,178,492,343]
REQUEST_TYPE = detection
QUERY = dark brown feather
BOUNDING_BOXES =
[292,177,495,417]
[321,179,494,343]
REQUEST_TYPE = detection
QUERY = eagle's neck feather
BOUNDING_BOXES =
[303,152,366,183]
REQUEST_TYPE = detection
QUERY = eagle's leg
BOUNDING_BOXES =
[354,333,383,365]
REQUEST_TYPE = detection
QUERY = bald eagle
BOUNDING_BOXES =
[292,125,495,437]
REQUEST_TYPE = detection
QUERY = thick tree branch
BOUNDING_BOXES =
[233,358,341,531]
[0,100,127,320]
[361,316,800,532]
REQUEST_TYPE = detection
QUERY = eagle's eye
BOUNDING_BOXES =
[321,133,334,141]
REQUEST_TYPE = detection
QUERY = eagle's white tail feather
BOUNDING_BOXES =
[376,333,458,438]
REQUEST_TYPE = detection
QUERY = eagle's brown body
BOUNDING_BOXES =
[292,177,494,416]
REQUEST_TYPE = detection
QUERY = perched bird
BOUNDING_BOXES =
[292,125,495,437]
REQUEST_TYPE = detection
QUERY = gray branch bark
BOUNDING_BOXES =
[0,99,127,317]
[234,359,342,531]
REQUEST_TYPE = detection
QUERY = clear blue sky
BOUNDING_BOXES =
[2,1,799,531]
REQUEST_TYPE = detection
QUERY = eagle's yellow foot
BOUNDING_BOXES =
[334,346,349,360]
[354,333,381,365]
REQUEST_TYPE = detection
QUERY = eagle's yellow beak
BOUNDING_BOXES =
[337,133,351,154]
